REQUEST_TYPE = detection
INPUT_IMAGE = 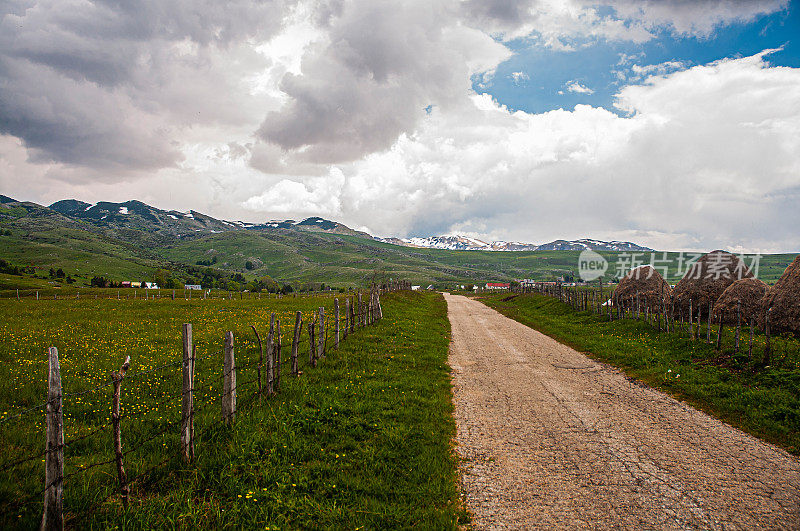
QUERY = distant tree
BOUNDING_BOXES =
[245,260,254,270]
[281,284,294,295]
[49,268,56,278]
[91,276,110,288]
[56,268,65,278]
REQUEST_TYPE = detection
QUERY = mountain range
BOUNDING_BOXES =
[43,197,651,252]
[378,235,651,252]
[4,195,789,289]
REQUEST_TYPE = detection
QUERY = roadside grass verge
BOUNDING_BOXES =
[480,293,800,455]
[0,291,465,528]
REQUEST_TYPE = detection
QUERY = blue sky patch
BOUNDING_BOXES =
[475,3,800,115]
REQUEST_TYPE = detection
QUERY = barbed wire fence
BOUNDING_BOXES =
[3,283,411,302]
[0,282,407,529]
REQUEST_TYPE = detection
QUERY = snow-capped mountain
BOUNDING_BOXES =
[376,235,652,252]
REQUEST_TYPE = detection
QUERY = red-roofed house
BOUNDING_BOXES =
[486,282,510,290]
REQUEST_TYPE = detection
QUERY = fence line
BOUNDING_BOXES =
[0,284,402,528]
[520,281,779,364]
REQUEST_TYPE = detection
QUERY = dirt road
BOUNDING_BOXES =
[445,294,800,529]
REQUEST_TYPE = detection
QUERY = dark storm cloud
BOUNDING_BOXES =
[0,0,291,171]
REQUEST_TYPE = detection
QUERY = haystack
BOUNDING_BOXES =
[672,250,754,316]
[760,255,800,335]
[612,265,672,311]
[713,278,769,324]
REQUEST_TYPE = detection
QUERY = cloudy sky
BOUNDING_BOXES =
[1,0,799,252]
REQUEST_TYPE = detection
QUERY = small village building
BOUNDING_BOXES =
[185,284,202,290]
[486,282,510,290]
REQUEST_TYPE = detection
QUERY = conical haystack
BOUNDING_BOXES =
[672,250,754,316]
[760,255,800,335]
[613,266,672,311]
[713,278,769,324]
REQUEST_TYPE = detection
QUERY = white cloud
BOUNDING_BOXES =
[244,49,797,252]
[510,71,530,85]
[566,81,595,94]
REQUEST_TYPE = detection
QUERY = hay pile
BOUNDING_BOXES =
[760,255,800,335]
[613,266,672,311]
[713,278,770,324]
[672,250,753,316]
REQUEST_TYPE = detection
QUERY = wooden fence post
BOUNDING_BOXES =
[707,303,712,343]
[344,299,350,340]
[350,298,356,334]
[251,325,263,399]
[735,300,741,353]
[291,311,302,376]
[112,356,131,508]
[358,292,363,328]
[376,290,383,320]
[748,317,754,362]
[716,312,724,350]
[764,308,772,366]
[181,324,194,461]
[41,347,63,531]
[334,298,340,349]
[267,314,275,396]
[274,319,282,392]
[222,332,236,424]
[317,307,325,360]
[308,321,317,368]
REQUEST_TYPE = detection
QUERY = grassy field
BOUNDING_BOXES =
[481,293,800,455]
[0,291,466,528]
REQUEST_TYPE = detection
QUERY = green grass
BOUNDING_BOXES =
[481,292,800,455]
[0,291,466,528]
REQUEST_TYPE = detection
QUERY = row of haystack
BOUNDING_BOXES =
[613,251,800,335]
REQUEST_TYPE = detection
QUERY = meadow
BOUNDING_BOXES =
[0,291,466,528]
[481,292,800,455]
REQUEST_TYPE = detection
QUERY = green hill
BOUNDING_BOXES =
[0,197,795,290]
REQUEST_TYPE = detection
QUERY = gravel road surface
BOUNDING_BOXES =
[446,293,800,529]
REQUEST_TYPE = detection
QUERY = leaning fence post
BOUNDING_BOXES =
[274,319,282,392]
[334,298,340,349]
[291,311,302,376]
[376,290,383,320]
[222,332,236,424]
[41,347,63,531]
[112,355,131,508]
[716,311,724,350]
[181,324,194,461]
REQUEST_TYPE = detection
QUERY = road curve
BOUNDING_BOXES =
[445,293,800,529]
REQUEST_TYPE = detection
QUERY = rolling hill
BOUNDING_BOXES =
[0,196,795,289]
